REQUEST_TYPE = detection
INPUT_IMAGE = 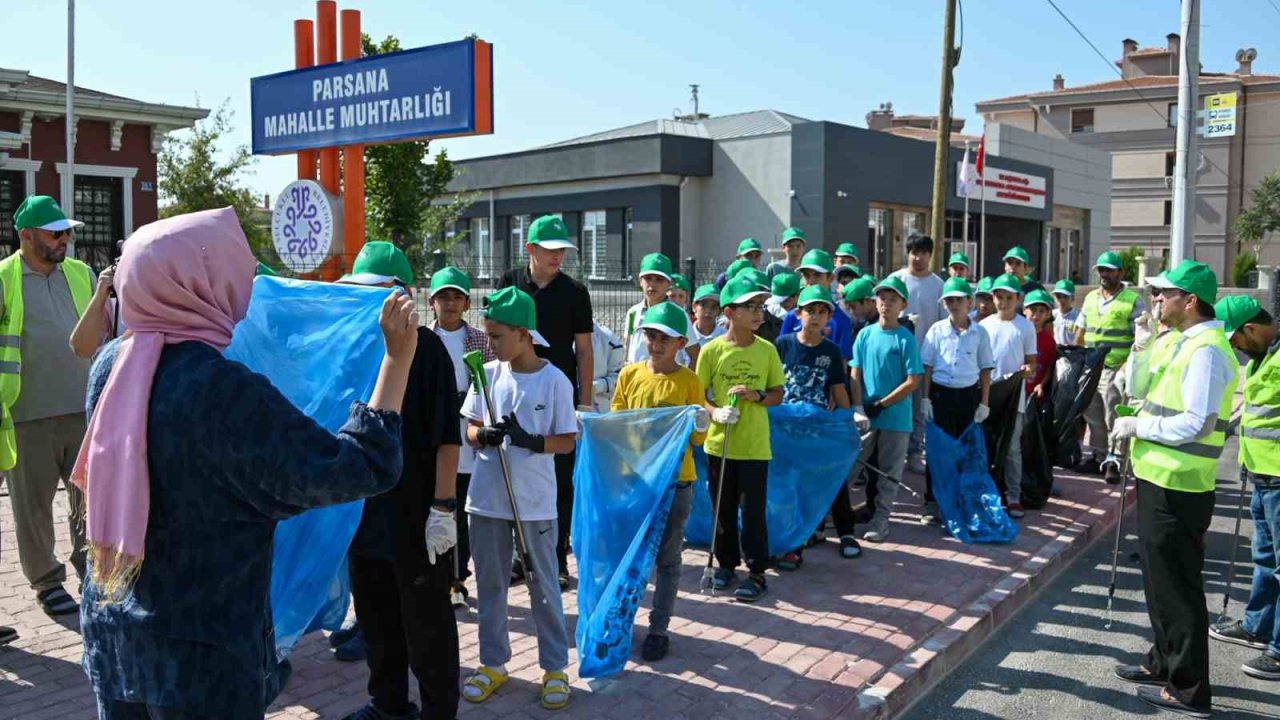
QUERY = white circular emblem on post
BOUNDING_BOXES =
[272,179,336,274]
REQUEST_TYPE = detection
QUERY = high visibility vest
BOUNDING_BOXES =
[1131,325,1239,493]
[1082,287,1139,368]
[1128,328,1181,403]
[1241,345,1280,478]
[0,253,94,470]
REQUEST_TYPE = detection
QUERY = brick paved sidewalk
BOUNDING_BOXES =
[0,466,1124,720]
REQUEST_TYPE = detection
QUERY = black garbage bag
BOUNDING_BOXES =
[1020,390,1056,509]
[983,375,1025,503]
[1049,345,1107,468]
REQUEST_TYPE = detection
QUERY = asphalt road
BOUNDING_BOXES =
[902,436,1279,720]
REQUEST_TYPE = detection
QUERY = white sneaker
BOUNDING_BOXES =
[862,517,891,543]
[906,454,926,475]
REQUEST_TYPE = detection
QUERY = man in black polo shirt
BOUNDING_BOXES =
[498,215,594,589]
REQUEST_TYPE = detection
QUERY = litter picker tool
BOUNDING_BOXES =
[853,431,924,500]
[701,395,739,595]
[1105,404,1136,629]
[1218,463,1249,623]
[462,349,545,604]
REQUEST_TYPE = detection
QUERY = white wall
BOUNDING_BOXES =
[688,134,792,264]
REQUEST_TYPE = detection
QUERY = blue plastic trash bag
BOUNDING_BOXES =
[925,420,1018,544]
[572,406,696,678]
[225,276,392,658]
[686,404,859,555]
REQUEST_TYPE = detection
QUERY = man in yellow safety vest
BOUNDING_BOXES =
[2,195,97,618]
[1110,260,1238,717]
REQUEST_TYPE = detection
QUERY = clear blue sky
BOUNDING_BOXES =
[4,0,1279,197]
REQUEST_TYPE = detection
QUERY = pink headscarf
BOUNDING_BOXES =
[71,207,256,599]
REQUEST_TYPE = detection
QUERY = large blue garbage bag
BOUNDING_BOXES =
[925,420,1018,544]
[571,406,696,678]
[685,404,859,555]
[225,276,392,658]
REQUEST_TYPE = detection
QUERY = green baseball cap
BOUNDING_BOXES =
[842,277,875,303]
[1003,246,1031,265]
[255,262,278,277]
[1147,259,1219,303]
[781,227,807,246]
[873,275,909,302]
[1095,251,1122,270]
[947,251,970,268]
[638,252,674,281]
[693,283,720,304]
[737,238,764,257]
[975,276,995,296]
[1052,279,1076,296]
[341,241,415,286]
[483,286,548,346]
[1214,295,1264,338]
[13,195,83,232]
[739,268,769,291]
[526,215,577,250]
[835,242,859,260]
[670,272,691,294]
[1024,288,1055,308]
[429,266,471,298]
[640,301,689,338]
[798,248,835,274]
[725,258,753,281]
[720,274,770,307]
[770,271,801,300]
[991,273,1023,295]
[941,276,973,299]
[797,284,835,309]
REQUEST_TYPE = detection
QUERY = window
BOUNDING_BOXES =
[624,207,634,278]
[1167,102,1178,129]
[0,170,22,255]
[1163,200,1172,226]
[73,176,124,271]
[1071,108,1095,134]
[1165,151,1176,178]
[510,214,531,261]
[581,210,607,280]
[471,217,491,278]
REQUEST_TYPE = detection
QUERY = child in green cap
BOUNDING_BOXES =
[1050,280,1080,346]
[624,253,698,368]
[691,283,727,348]
[979,274,1038,518]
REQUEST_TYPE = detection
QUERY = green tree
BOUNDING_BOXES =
[1118,246,1143,284]
[157,102,278,266]
[1237,170,1280,249]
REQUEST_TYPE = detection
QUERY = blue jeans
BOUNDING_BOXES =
[1243,481,1280,657]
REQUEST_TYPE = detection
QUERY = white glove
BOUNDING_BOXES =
[711,405,740,425]
[921,398,934,421]
[974,404,990,423]
[575,411,585,438]
[1111,416,1140,442]
[853,406,870,431]
[592,378,608,396]
[693,407,711,433]
[424,507,457,565]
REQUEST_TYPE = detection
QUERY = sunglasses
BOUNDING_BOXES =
[47,229,73,240]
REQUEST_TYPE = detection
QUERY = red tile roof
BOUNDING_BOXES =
[978,72,1280,106]
[881,126,980,146]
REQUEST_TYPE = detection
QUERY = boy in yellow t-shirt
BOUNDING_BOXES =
[611,302,708,662]
[695,275,786,603]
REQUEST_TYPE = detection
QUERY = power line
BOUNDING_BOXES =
[1268,0,1280,21]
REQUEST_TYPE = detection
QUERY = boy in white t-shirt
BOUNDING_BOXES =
[691,284,728,347]
[979,273,1038,517]
[623,253,699,368]
[460,286,578,711]
[1050,279,1081,347]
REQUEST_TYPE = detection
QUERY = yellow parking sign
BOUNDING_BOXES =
[1204,92,1237,138]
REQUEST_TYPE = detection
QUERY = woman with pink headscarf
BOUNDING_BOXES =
[74,207,418,720]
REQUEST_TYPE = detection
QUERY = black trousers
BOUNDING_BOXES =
[707,456,769,574]
[554,450,575,573]
[829,484,858,538]
[1136,478,1215,711]
[454,473,472,583]
[924,383,982,502]
[349,551,460,720]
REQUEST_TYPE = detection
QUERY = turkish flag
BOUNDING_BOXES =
[975,131,986,178]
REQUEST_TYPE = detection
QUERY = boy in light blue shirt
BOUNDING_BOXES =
[849,276,923,543]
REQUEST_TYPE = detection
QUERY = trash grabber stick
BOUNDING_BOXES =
[1219,465,1250,621]
[854,431,924,500]
[1105,453,1133,630]
[462,350,542,601]
[702,396,739,594]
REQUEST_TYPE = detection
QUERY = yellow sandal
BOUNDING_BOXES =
[540,670,571,710]
[462,666,508,704]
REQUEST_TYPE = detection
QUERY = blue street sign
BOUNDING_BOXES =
[250,38,492,155]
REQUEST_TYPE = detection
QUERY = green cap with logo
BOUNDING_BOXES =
[1052,279,1076,296]
[940,276,973,299]
[1214,295,1264,338]
[638,252,673,281]
[947,251,970,268]
[798,248,835,274]
[1024,288,1055,308]
[640,301,690,338]
[670,272,691,294]
[429,266,471,298]
[725,258,753,281]
[526,215,576,250]
[720,274,770,307]
[797,284,835,309]
[341,241,415,286]
[739,268,769,291]
[975,276,995,296]
[255,262,278,277]
[1094,251,1122,270]
[843,277,875,303]
[13,195,83,232]
[781,227,807,246]
[694,283,719,304]
[873,275,909,302]
[1003,246,1031,265]
[737,238,764,257]
[483,286,548,346]
[991,273,1023,295]
[1147,259,1219,303]
[835,242,859,260]
[770,271,801,300]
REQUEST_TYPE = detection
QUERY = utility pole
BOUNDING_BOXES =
[1170,0,1200,265]
[929,0,959,268]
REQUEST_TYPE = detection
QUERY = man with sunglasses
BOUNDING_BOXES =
[1,196,97,618]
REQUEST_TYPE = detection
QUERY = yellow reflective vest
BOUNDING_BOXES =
[1241,344,1280,478]
[1081,287,1140,368]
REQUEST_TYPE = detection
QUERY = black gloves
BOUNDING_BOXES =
[864,400,884,419]
[475,423,507,448]
[503,413,545,453]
